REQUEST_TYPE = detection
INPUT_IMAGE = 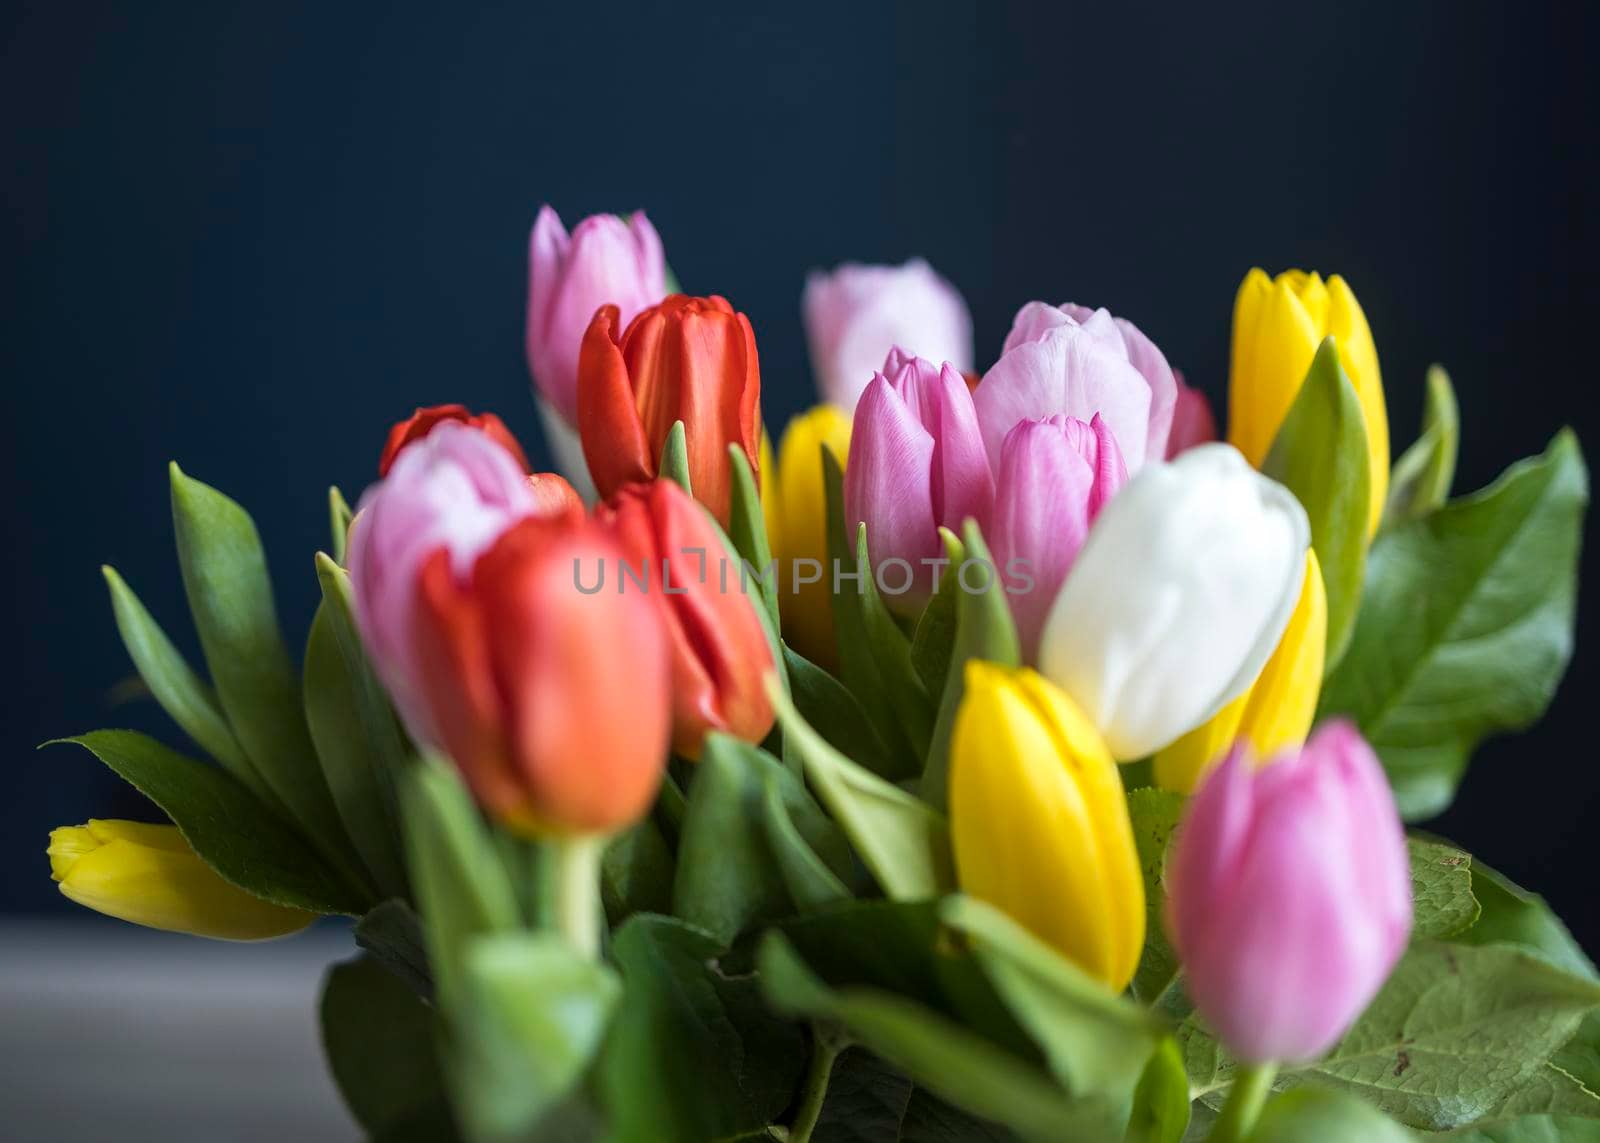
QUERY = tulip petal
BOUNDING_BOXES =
[845,376,940,573]
[577,304,656,500]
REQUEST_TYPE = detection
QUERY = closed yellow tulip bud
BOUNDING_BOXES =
[48,820,314,941]
[770,405,852,670]
[1154,550,1328,793]
[949,662,1144,990]
[1229,269,1389,534]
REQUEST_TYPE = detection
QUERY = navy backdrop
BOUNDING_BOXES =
[2,3,1593,943]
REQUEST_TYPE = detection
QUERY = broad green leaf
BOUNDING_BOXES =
[763,774,851,911]
[305,603,409,899]
[909,529,964,697]
[601,817,674,922]
[941,896,1162,1102]
[444,932,620,1143]
[1184,942,1600,1130]
[855,523,936,760]
[727,442,780,635]
[328,485,354,565]
[1383,364,1460,531]
[1260,336,1371,669]
[53,730,366,914]
[169,464,345,847]
[758,933,1119,1142]
[1127,788,1186,1005]
[1318,431,1587,819]
[898,1085,1016,1142]
[1408,836,1478,939]
[783,643,897,779]
[1248,1088,1412,1142]
[921,522,1021,812]
[660,420,692,493]
[1448,1062,1600,1134]
[599,915,803,1143]
[320,955,447,1136]
[772,679,955,900]
[398,757,520,1001]
[355,898,433,1001]
[101,565,255,788]
[1125,1038,1189,1143]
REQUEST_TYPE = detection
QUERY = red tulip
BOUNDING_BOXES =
[379,404,531,477]
[598,479,775,758]
[577,295,761,527]
[410,514,671,835]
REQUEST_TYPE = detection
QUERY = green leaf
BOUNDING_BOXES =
[783,643,897,779]
[1318,430,1588,818]
[1260,336,1371,670]
[101,565,255,788]
[1247,1088,1413,1143]
[660,420,692,493]
[355,898,433,1001]
[1126,788,1186,1005]
[398,756,520,1001]
[444,932,620,1143]
[727,442,780,636]
[1125,1038,1189,1143]
[328,485,354,565]
[941,896,1162,1102]
[1408,836,1479,939]
[598,915,803,1143]
[305,602,409,899]
[1383,364,1460,531]
[763,774,851,911]
[601,817,674,923]
[771,679,955,900]
[855,522,936,760]
[169,463,344,845]
[921,522,1021,812]
[1183,943,1600,1130]
[909,529,965,696]
[320,955,447,1136]
[52,730,365,914]
[1444,1062,1600,1136]
[758,933,1119,1141]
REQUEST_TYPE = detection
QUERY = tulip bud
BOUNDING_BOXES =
[975,302,1179,472]
[844,349,993,615]
[378,404,532,477]
[49,820,313,940]
[525,206,666,426]
[770,405,852,669]
[989,414,1127,662]
[1166,723,1412,1062]
[598,479,776,758]
[802,259,973,411]
[411,515,671,835]
[577,295,761,528]
[949,663,1144,990]
[1166,371,1217,458]
[1037,444,1310,760]
[1228,268,1389,533]
[348,423,548,745]
[1154,551,1327,793]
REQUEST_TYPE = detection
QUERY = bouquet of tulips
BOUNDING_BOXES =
[48,204,1594,1143]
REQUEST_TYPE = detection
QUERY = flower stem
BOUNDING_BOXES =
[1209,1061,1278,1143]
[546,834,605,959]
[787,1024,847,1143]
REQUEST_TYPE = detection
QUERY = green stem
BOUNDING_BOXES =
[1209,1061,1278,1143]
[787,1024,847,1143]
[546,834,605,959]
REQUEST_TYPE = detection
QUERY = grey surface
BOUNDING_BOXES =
[1,918,360,1142]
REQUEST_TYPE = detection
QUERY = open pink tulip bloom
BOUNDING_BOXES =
[844,349,992,614]
[1166,721,1413,1064]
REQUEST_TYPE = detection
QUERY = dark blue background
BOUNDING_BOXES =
[3,3,1593,944]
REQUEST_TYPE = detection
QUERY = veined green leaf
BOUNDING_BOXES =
[601,817,674,922]
[1248,1088,1413,1142]
[1383,365,1460,531]
[1127,788,1186,1005]
[320,955,447,1136]
[1408,836,1478,939]
[355,899,433,1002]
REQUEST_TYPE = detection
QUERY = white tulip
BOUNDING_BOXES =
[1037,443,1310,760]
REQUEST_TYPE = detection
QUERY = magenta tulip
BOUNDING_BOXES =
[844,348,993,614]
[1166,722,1412,1064]
[989,414,1126,661]
[1167,370,1218,458]
[974,302,1179,471]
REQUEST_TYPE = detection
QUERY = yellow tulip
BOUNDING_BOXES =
[949,662,1144,990]
[769,405,852,670]
[48,819,314,941]
[1154,550,1327,793]
[1228,268,1389,534]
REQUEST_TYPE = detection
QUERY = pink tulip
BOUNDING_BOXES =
[974,302,1180,471]
[525,206,667,424]
[803,260,973,410]
[844,349,993,615]
[1167,370,1218,458]
[989,414,1126,661]
[346,423,545,745]
[1166,722,1412,1064]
